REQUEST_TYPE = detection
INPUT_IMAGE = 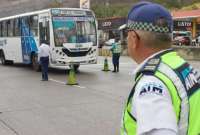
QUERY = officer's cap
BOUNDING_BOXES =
[127,1,173,33]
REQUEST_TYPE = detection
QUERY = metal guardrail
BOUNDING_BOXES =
[99,45,200,61]
[173,45,200,61]
[172,45,200,49]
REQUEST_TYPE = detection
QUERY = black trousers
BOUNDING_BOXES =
[40,56,49,80]
[112,53,120,72]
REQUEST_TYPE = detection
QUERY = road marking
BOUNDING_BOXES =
[49,78,66,85]
[73,85,86,89]
[49,78,86,89]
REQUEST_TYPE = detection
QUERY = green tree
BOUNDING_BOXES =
[91,0,200,18]
[91,3,132,18]
[48,0,63,8]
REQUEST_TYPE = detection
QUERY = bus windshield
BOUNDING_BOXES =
[53,16,96,46]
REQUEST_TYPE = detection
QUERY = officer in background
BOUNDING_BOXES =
[121,1,200,135]
[110,37,121,72]
[38,41,51,81]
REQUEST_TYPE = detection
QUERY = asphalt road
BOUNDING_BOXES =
[0,56,199,135]
[0,56,136,135]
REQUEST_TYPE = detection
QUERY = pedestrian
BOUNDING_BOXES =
[110,37,121,72]
[121,1,200,135]
[197,35,200,46]
[38,41,51,81]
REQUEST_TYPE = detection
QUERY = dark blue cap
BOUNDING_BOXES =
[127,1,173,33]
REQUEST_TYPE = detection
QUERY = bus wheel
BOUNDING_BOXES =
[31,54,40,71]
[0,51,7,65]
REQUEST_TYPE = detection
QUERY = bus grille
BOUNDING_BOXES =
[62,48,91,57]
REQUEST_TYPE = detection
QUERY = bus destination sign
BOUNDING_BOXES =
[52,9,87,16]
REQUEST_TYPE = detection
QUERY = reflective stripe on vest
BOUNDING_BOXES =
[121,50,200,135]
[157,62,189,134]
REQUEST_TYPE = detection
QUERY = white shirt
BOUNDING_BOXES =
[38,43,51,58]
[131,49,178,135]
[198,36,200,43]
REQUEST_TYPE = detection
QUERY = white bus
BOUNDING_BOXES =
[0,8,98,71]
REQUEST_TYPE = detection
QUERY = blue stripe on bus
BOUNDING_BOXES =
[21,19,38,64]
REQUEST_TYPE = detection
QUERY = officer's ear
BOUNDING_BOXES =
[128,31,140,49]
[134,30,141,48]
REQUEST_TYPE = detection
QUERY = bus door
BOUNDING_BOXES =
[39,15,50,45]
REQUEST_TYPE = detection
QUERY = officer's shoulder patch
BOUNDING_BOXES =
[143,58,161,71]
[136,58,161,79]
[139,82,164,96]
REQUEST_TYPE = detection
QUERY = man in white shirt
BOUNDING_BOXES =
[38,41,51,81]
[121,1,200,135]
[197,35,200,46]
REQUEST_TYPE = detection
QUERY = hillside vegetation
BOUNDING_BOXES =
[91,0,200,18]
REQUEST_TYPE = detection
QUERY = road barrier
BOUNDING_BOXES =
[99,49,112,57]
[99,46,200,61]
[173,46,200,60]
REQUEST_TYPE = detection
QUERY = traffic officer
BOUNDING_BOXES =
[121,1,200,135]
[38,41,51,81]
[110,37,121,72]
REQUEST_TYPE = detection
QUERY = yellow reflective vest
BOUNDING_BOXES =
[121,49,200,135]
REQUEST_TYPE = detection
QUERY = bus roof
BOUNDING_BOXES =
[0,8,92,21]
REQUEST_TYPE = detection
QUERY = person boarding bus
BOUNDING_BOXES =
[38,41,51,81]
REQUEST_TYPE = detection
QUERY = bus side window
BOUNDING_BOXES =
[7,20,14,37]
[14,18,21,37]
[21,16,30,36]
[0,22,2,37]
[39,21,50,45]
[30,15,38,37]
[2,21,7,37]
[6,21,9,37]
